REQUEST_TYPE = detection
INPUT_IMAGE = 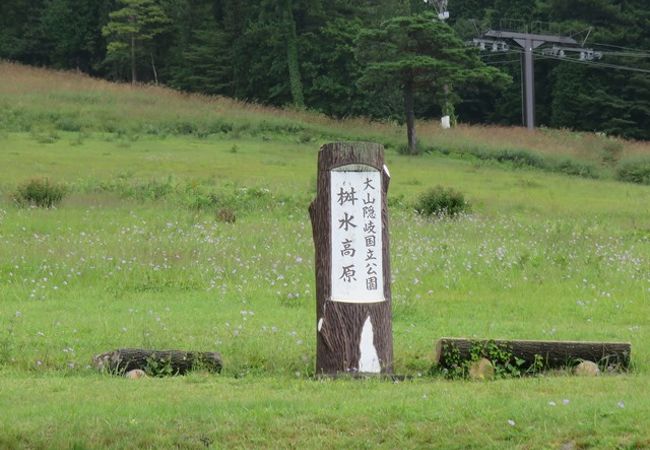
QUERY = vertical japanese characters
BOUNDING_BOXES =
[330,169,384,303]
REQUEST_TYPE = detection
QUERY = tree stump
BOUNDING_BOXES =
[309,142,393,376]
[92,348,222,375]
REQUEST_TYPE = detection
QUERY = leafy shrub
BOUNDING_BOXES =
[552,158,598,178]
[173,121,196,135]
[130,179,174,200]
[397,144,409,155]
[54,115,82,132]
[397,142,423,155]
[438,340,544,380]
[435,146,599,179]
[298,132,313,143]
[29,125,60,144]
[184,188,219,210]
[12,178,67,208]
[490,149,546,169]
[616,157,650,185]
[414,186,469,217]
[197,119,233,137]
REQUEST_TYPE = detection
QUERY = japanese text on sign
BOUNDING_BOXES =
[330,167,384,303]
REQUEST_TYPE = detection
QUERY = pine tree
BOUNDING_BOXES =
[40,0,105,72]
[357,12,510,154]
[102,0,171,84]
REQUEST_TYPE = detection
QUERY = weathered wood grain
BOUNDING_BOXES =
[309,142,393,376]
[93,348,222,375]
[435,337,631,370]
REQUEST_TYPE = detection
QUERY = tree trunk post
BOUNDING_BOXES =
[309,142,393,376]
[151,53,158,85]
[284,0,304,107]
[131,33,136,85]
[403,78,417,154]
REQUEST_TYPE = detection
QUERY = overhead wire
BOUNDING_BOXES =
[591,42,650,55]
[474,41,650,73]
[484,59,522,65]
[530,50,650,74]
[598,51,650,58]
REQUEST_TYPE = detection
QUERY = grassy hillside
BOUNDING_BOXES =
[1,62,649,449]
[1,61,649,182]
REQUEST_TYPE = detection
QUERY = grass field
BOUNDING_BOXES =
[1,62,650,449]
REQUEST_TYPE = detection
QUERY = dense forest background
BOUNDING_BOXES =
[1,0,648,139]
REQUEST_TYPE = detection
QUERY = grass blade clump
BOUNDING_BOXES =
[414,186,469,217]
[12,178,67,208]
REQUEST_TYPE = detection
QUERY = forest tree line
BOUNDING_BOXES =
[1,0,648,139]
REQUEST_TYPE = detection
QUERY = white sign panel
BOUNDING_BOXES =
[330,166,384,303]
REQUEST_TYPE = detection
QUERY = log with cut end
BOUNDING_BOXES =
[435,338,631,370]
[93,348,222,375]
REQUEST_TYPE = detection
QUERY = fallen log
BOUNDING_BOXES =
[93,348,222,375]
[435,337,631,371]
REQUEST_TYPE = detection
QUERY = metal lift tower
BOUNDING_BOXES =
[473,25,600,129]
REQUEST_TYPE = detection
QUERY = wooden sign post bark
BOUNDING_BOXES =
[309,142,393,376]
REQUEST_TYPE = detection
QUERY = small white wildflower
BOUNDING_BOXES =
[548,401,557,407]
[617,401,625,409]
[507,419,515,427]
[562,399,570,405]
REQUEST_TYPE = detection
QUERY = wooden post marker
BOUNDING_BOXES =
[309,142,393,376]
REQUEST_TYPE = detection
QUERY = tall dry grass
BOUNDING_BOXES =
[1,60,648,162]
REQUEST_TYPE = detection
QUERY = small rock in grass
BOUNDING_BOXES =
[560,441,576,450]
[125,369,147,379]
[574,360,600,377]
[469,358,494,380]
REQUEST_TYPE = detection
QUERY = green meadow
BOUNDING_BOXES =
[1,63,650,449]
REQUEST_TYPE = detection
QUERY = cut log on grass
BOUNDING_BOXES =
[93,349,222,375]
[435,338,631,371]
